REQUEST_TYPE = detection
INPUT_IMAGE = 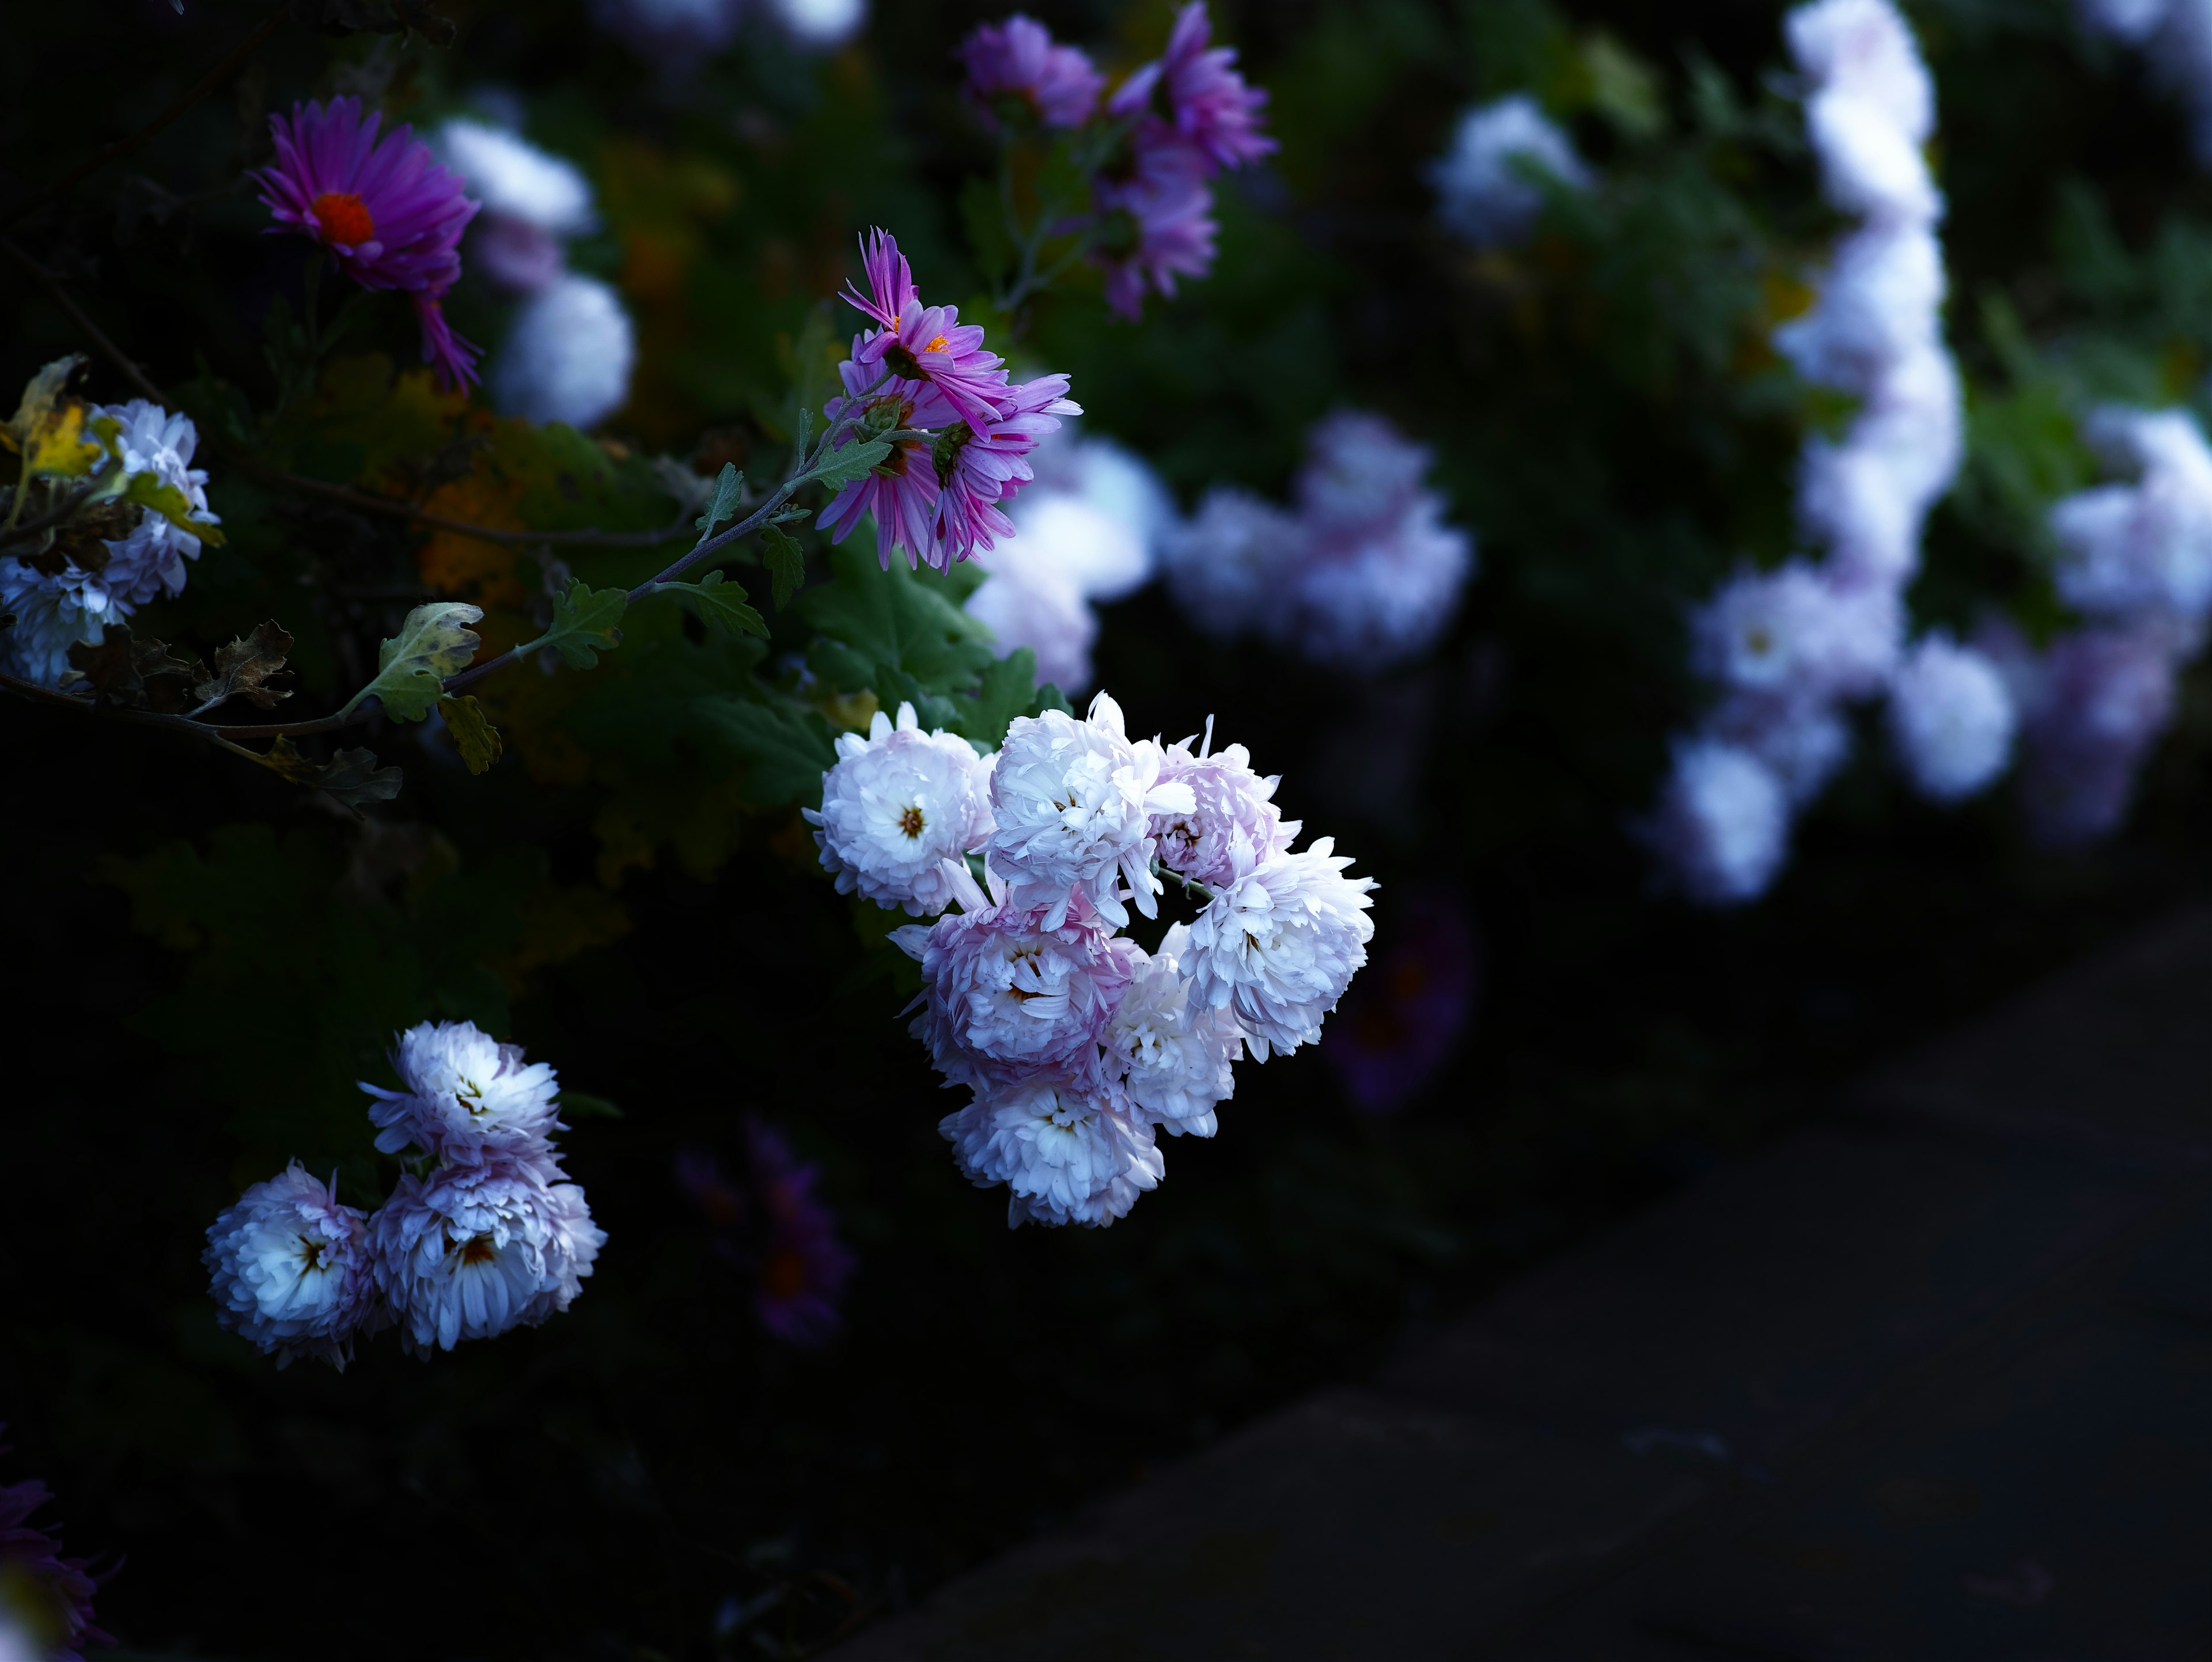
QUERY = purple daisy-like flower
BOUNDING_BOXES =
[0,1434,111,1661]
[1155,3,1275,171]
[1089,133,1217,320]
[928,373,1084,567]
[745,1120,857,1346]
[960,14,1105,130]
[840,231,1012,430]
[253,97,482,389]
[1323,898,1476,1114]
[816,380,946,571]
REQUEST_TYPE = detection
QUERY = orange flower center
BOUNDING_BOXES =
[311,191,377,247]
[763,1248,810,1301]
[922,334,950,354]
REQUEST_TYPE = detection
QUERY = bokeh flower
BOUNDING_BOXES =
[744,1120,856,1345]
[0,1435,111,1661]
[490,273,637,430]
[1429,93,1590,248]
[960,14,1104,130]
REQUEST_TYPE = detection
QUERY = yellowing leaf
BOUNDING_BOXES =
[353,601,484,722]
[121,469,227,545]
[438,694,504,775]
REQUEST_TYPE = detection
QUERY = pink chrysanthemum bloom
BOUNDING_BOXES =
[816,384,946,571]
[1154,2,1275,171]
[254,96,483,388]
[927,373,1084,567]
[1154,718,1301,887]
[359,1017,563,1160]
[894,887,1139,1092]
[1089,136,1217,320]
[960,14,1105,130]
[0,1434,111,1662]
[745,1119,857,1346]
[839,229,1011,430]
[940,1074,1164,1228]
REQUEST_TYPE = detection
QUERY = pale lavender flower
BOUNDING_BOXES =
[435,120,596,294]
[802,701,994,915]
[1887,632,2015,801]
[941,1074,1164,1227]
[1183,839,1375,1061]
[1692,562,1900,699]
[90,400,217,605]
[960,14,1104,130]
[202,1161,377,1371]
[371,1149,603,1356]
[2049,407,2212,621]
[359,1018,563,1159]
[1100,923,1240,1135]
[491,273,636,430]
[1154,719,1299,887]
[984,691,1195,929]
[2001,619,2187,845]
[1429,94,1590,248]
[1650,738,1790,904]
[895,889,1138,1092]
[1160,485,1301,641]
[1153,2,1274,171]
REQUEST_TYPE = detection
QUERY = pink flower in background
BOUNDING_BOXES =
[1089,156,1217,320]
[744,1120,856,1345]
[1155,2,1275,171]
[960,14,1104,130]
[0,1433,111,1661]
[254,97,483,388]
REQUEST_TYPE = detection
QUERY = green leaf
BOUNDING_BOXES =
[795,543,996,699]
[693,461,744,545]
[354,601,483,722]
[948,648,1043,749]
[556,1091,623,1121]
[649,571,768,639]
[118,469,228,546]
[693,696,838,808]
[533,578,629,670]
[764,524,808,608]
[438,694,503,775]
[262,736,405,810]
[195,620,294,711]
[804,438,892,488]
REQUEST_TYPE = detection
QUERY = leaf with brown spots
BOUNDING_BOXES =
[263,736,404,811]
[194,621,294,712]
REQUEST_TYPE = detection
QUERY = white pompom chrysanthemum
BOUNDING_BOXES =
[1887,633,2016,801]
[984,692,1196,929]
[438,120,597,236]
[1102,923,1240,1135]
[1154,722,1300,887]
[92,399,218,605]
[804,701,994,915]
[1692,562,1900,699]
[1183,839,1376,1062]
[361,1018,563,1159]
[491,272,637,430]
[896,892,1138,1092]
[2050,408,2212,621]
[370,1151,604,1356]
[941,1076,1163,1228]
[1651,739,1790,904]
[202,1162,377,1371]
[1429,93,1590,248]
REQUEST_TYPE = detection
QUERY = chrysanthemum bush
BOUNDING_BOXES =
[808,694,1372,1226]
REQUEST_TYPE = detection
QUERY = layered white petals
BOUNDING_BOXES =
[491,273,637,430]
[1102,924,1240,1134]
[941,1076,1163,1228]
[984,692,1195,929]
[804,701,994,915]
[1154,724,1299,887]
[370,1150,603,1356]
[1184,839,1375,1062]
[360,1018,562,1159]
[1887,633,2016,801]
[202,1162,376,1371]
[1429,93,1591,248]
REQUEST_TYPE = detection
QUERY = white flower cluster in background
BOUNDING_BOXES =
[2078,0,2212,163]
[1429,93,1591,248]
[963,433,1172,692]
[589,0,865,58]
[1653,0,2006,904]
[1980,407,2212,843]
[1162,410,1475,671]
[202,1020,604,1366]
[438,119,637,430]
[0,399,219,688]
[808,696,1373,1226]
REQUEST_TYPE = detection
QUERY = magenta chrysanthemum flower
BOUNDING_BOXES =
[0,1434,111,1661]
[816,376,945,570]
[840,231,1011,430]
[960,14,1105,130]
[929,373,1083,566]
[1155,3,1275,170]
[254,96,483,388]
[745,1119,857,1346]
[1090,147,1217,320]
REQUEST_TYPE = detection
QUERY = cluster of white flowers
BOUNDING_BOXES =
[2079,0,2212,162]
[809,695,1371,1226]
[0,399,218,688]
[590,0,865,57]
[1653,0,2006,903]
[1428,93,1590,248]
[438,119,636,430]
[1980,407,2212,843]
[963,433,1172,691]
[1162,410,1475,671]
[202,1020,604,1366]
